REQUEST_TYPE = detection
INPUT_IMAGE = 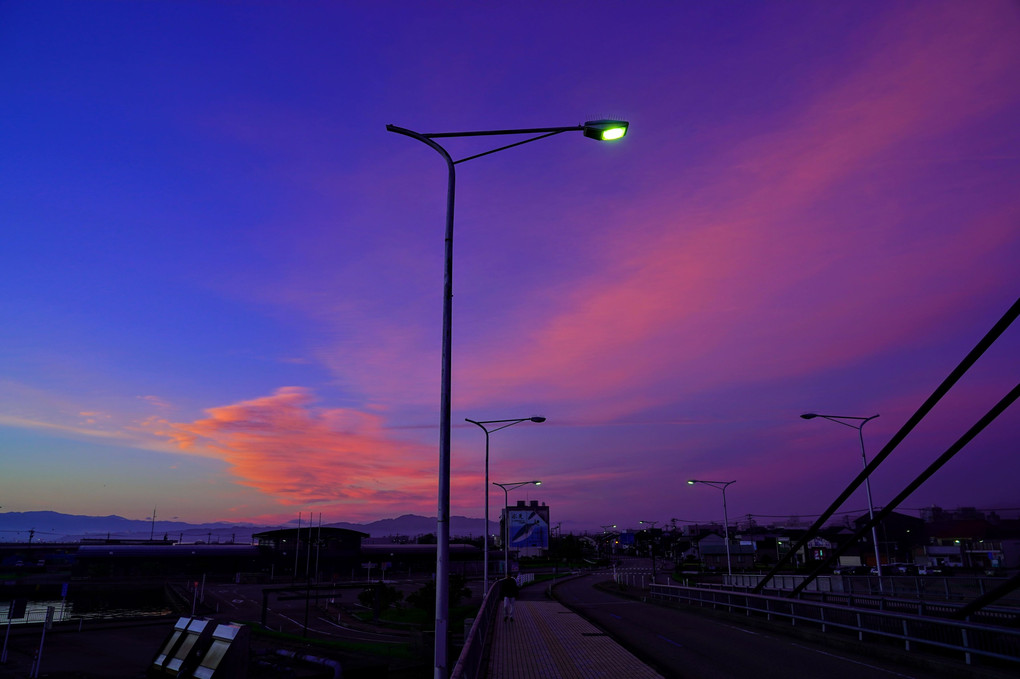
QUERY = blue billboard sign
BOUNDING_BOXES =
[507,505,549,550]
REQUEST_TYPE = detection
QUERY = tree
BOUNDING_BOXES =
[358,581,403,621]
[407,573,471,619]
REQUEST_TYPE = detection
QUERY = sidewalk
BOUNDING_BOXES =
[486,600,663,679]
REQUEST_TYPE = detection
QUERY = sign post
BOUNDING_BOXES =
[3,600,27,664]
[28,606,54,678]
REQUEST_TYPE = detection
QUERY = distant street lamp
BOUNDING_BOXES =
[600,524,617,557]
[687,479,736,576]
[465,417,545,587]
[493,480,542,579]
[639,520,659,575]
[387,119,627,679]
[801,412,884,582]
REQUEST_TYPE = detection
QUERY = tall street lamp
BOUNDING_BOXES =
[465,417,545,587]
[387,119,627,679]
[802,412,884,582]
[687,480,736,576]
[493,480,542,580]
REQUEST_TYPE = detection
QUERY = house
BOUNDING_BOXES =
[691,533,755,571]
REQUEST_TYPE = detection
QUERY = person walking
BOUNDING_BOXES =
[501,574,519,621]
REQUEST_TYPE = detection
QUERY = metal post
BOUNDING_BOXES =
[502,487,510,578]
[483,429,490,586]
[687,480,736,577]
[294,513,301,578]
[721,486,732,577]
[801,413,883,587]
[2,616,11,664]
[466,418,545,589]
[387,120,627,679]
[386,126,455,679]
[858,423,884,583]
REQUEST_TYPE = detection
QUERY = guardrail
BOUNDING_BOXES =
[451,580,502,679]
[692,579,1020,626]
[727,573,1020,605]
[651,583,1020,668]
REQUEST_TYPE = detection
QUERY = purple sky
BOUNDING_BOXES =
[2,1,1018,534]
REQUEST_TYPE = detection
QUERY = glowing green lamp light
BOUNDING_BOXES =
[583,119,629,141]
[601,126,626,141]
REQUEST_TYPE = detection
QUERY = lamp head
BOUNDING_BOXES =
[533,480,542,486]
[800,413,819,420]
[530,416,546,423]
[687,480,696,485]
[583,119,629,141]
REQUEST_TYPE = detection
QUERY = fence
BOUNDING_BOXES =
[729,573,1020,605]
[451,580,502,679]
[651,583,1020,668]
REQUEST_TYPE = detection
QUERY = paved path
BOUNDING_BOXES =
[486,599,663,679]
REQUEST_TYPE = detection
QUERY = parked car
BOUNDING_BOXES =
[890,563,918,575]
[833,565,869,575]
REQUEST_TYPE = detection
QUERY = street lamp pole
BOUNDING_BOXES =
[639,520,659,576]
[465,417,545,588]
[387,119,627,679]
[687,480,736,577]
[493,481,542,580]
[600,524,617,558]
[802,413,884,582]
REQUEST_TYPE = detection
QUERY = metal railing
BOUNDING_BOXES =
[451,580,502,679]
[728,573,1020,606]
[651,583,1020,668]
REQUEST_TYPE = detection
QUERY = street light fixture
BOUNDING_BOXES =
[599,524,617,557]
[493,480,542,581]
[387,119,627,679]
[801,412,884,583]
[583,119,629,140]
[465,417,546,587]
[687,479,736,577]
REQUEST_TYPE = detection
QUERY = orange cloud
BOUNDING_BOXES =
[146,387,438,516]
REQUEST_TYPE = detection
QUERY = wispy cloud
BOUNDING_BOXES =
[454,1,1020,420]
[0,414,128,441]
[137,395,172,410]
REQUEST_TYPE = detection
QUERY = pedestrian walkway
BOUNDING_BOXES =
[486,600,663,679]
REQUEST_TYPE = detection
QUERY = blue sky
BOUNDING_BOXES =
[1,1,1018,531]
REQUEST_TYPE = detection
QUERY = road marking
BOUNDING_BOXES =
[657,634,683,648]
[787,642,917,678]
[315,617,405,644]
[276,613,403,644]
[609,613,622,619]
[722,624,759,636]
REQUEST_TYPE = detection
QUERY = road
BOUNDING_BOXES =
[550,572,950,679]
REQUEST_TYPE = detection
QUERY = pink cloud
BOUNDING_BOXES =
[145,387,440,519]
[455,2,1020,419]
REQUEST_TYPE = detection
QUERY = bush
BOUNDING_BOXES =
[407,573,471,616]
[358,581,403,620]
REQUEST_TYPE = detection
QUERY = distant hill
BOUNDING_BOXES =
[0,510,495,542]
